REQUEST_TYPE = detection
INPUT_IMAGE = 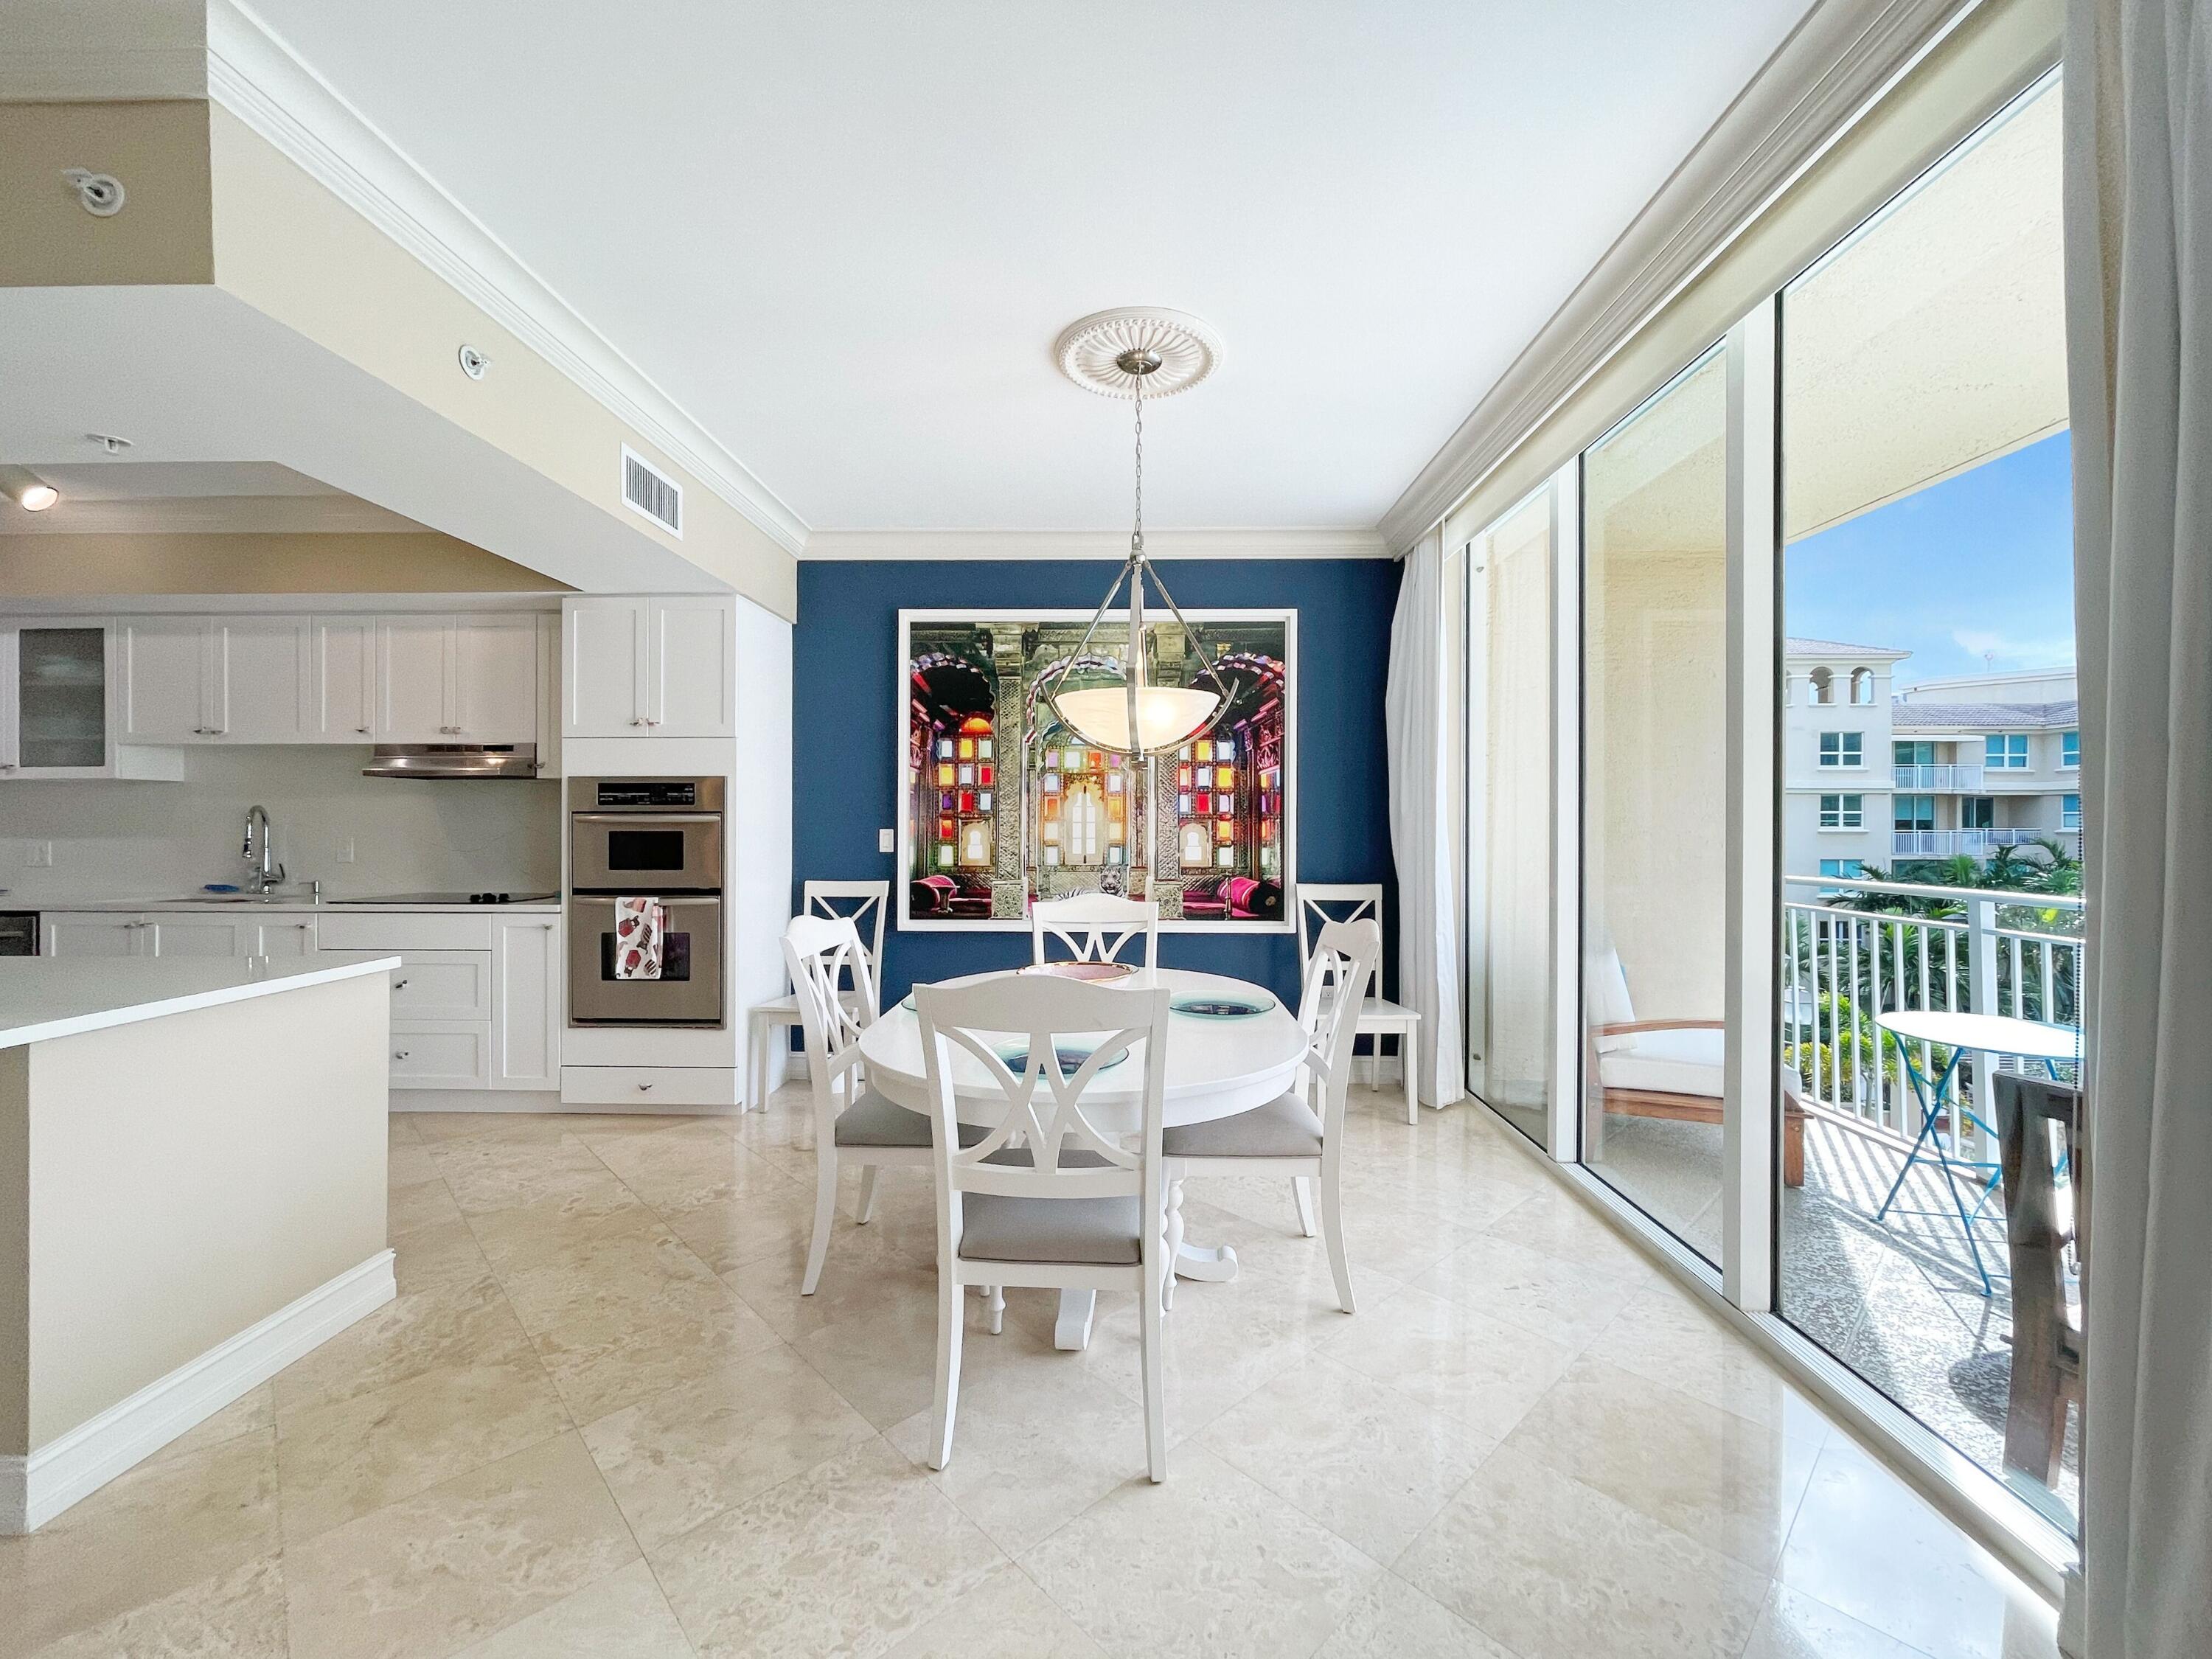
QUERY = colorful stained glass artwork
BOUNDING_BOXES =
[978,765,994,786]
[979,739,993,759]
[936,846,954,867]
[960,821,991,865]
[1107,771,1124,793]
[1217,847,1235,867]
[978,791,992,811]
[937,763,955,786]
[1043,771,1061,793]
[957,737,975,759]
[1178,765,1192,789]
[1042,846,1060,866]
[1215,766,1234,789]
[1217,737,1234,760]
[1178,792,1192,813]
[957,790,975,813]
[1216,817,1234,843]
[939,790,955,811]
[957,764,975,785]
[1194,740,1211,762]
[936,739,954,759]
[1194,791,1211,815]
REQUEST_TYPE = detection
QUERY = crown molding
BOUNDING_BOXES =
[800,527,1391,562]
[1378,0,1980,552]
[203,0,809,558]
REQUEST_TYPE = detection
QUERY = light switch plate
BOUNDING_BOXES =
[337,837,357,865]
[24,841,52,867]
[877,828,895,854]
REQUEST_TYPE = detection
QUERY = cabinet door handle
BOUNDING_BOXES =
[393,978,410,990]
[630,717,644,727]
[394,1050,410,1061]
[357,726,371,735]
[637,1081,654,1092]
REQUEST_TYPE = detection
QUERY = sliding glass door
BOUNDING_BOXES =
[1578,346,1732,1262]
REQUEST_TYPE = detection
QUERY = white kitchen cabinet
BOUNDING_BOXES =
[494,915,561,1088]
[374,615,451,742]
[212,616,310,742]
[41,914,144,956]
[251,917,320,956]
[648,597,735,737]
[0,622,180,781]
[143,914,256,956]
[451,615,539,741]
[563,597,732,738]
[310,616,377,741]
[117,617,209,743]
[387,1029,492,1089]
[377,614,538,743]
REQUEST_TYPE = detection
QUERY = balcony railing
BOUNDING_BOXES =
[1782,874,2084,1156]
[1892,827,2079,858]
[1893,762,1983,790]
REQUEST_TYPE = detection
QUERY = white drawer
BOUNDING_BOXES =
[389,1026,492,1089]
[560,1065,738,1107]
[319,912,497,952]
[384,950,494,1023]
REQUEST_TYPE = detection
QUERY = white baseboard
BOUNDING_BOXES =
[1,1250,396,1534]
[392,1089,561,1114]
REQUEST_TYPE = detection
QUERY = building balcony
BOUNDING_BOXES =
[1892,827,2079,858]
[1893,762,1983,790]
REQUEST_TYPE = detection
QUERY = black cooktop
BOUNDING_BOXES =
[349,891,557,905]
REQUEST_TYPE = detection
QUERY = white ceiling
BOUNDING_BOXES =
[237,0,1819,537]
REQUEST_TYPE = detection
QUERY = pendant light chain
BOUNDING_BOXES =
[1130,369,1144,557]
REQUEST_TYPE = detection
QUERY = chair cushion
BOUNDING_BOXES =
[1597,1026,1723,1098]
[958,1191,1141,1265]
[1162,1091,1324,1158]
[1587,949,1638,1051]
[833,1092,987,1148]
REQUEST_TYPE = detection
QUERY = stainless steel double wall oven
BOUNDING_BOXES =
[567,776,725,1026]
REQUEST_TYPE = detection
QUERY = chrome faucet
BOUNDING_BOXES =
[242,804,285,894]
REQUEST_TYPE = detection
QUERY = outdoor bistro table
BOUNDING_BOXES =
[1871,1008,2083,1295]
[856,965,1307,1349]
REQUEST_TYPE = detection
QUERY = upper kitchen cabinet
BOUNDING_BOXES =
[310,616,377,740]
[118,616,310,744]
[563,596,734,738]
[375,613,538,743]
[0,620,181,781]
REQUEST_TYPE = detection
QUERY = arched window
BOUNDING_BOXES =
[1808,667,1834,705]
[1849,667,1875,705]
[1180,821,1211,869]
[1064,787,1101,864]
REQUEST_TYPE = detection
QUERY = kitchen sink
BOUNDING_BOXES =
[161,891,317,905]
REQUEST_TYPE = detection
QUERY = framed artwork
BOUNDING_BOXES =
[898,608,1295,931]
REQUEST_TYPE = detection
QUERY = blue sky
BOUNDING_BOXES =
[1785,429,2075,688]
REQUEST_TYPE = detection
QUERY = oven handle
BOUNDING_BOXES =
[568,895,722,911]
[571,813,723,827]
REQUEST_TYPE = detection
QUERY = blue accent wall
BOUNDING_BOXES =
[792,559,1400,1010]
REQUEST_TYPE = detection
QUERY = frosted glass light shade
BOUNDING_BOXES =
[1055,684,1219,754]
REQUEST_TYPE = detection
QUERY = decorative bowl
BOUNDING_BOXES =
[1015,960,1140,983]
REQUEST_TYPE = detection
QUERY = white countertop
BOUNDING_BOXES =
[0,953,402,1049]
[24,897,561,915]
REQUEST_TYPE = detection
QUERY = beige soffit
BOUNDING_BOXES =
[201,0,807,560]
[0,0,209,101]
[1388,0,1994,552]
[801,528,1391,561]
[1435,0,2060,552]
[0,532,568,598]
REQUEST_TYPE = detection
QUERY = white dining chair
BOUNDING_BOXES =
[1164,916,1379,1313]
[786,913,981,1295]
[1029,893,1159,968]
[751,880,889,1111]
[1297,883,1421,1123]
[917,973,1174,1481]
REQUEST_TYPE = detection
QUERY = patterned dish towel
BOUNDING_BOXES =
[613,896,665,980]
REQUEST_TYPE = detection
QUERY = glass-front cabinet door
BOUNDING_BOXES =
[10,623,111,774]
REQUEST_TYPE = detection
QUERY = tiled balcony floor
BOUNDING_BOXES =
[1583,1111,2080,1527]
[2,1090,2059,1659]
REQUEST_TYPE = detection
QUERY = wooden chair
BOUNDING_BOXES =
[1165,916,1380,1313]
[1029,894,1159,968]
[1297,884,1421,1123]
[1587,946,1808,1186]
[1993,1073,2084,1489]
[785,914,980,1295]
[917,973,1174,1480]
[751,880,888,1110]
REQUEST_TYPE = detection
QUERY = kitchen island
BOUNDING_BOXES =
[0,953,398,1531]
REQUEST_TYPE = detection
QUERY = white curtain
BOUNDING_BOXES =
[2062,3,2211,1655]
[1384,531,1466,1107]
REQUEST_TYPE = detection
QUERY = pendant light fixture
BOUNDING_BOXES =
[1043,308,1235,757]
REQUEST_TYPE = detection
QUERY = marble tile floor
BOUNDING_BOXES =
[1,1087,2062,1659]
[1585,1112,2080,1523]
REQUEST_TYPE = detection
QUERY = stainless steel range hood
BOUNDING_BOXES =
[361,743,540,780]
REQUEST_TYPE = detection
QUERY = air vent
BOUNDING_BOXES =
[621,445,682,538]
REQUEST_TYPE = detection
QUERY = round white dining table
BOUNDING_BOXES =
[857,966,1307,1349]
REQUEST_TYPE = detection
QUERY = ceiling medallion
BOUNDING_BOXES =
[1054,307,1224,400]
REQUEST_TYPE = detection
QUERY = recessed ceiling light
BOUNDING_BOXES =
[86,432,132,453]
[0,466,59,512]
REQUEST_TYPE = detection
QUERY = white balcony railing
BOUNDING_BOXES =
[1893,762,1983,790]
[1892,828,2080,858]
[1782,874,2084,1156]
